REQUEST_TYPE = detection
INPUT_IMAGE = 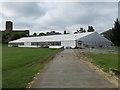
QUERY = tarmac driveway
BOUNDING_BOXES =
[32,49,116,88]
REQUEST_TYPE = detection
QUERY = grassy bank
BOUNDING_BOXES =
[85,53,119,72]
[2,45,57,88]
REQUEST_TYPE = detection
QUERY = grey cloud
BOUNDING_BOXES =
[0,2,118,34]
[39,2,117,26]
[14,22,33,30]
[2,2,46,18]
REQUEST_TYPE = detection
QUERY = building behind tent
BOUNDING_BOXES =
[2,21,29,43]
[8,32,112,48]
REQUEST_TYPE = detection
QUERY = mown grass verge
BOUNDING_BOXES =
[2,45,57,88]
[85,53,119,72]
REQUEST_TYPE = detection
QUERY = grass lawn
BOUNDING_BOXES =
[85,53,119,72]
[2,45,57,88]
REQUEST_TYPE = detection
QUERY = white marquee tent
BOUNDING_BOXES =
[8,32,112,48]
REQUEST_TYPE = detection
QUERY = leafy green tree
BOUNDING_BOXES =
[39,32,46,36]
[79,27,84,33]
[64,31,67,34]
[111,18,120,46]
[87,26,95,32]
[12,33,20,40]
[2,32,12,43]
[77,29,79,33]
[33,33,37,36]
[74,27,86,34]
[20,32,26,37]
[83,29,86,33]
[101,29,112,41]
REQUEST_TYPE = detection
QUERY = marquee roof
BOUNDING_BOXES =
[9,32,111,43]
[78,32,112,43]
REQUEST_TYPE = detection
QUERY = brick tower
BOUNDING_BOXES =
[6,21,13,32]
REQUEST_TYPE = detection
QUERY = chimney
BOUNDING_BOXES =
[6,21,13,32]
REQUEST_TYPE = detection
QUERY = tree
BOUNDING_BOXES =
[46,31,61,35]
[77,29,79,33]
[39,32,46,36]
[74,27,86,34]
[101,18,120,46]
[87,26,95,32]
[33,33,37,36]
[79,27,84,33]
[2,32,28,43]
[12,33,20,40]
[83,29,86,33]
[74,32,77,34]
[20,32,26,37]
[101,29,112,41]
[2,32,12,43]
[111,18,120,46]
[64,30,67,34]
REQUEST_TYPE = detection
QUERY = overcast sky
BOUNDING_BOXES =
[0,2,118,34]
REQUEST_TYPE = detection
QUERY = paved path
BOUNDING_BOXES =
[32,49,116,88]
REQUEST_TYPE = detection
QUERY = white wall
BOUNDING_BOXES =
[17,41,76,48]
[49,46,63,48]
[77,32,112,47]
[61,40,75,48]
[23,42,31,47]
